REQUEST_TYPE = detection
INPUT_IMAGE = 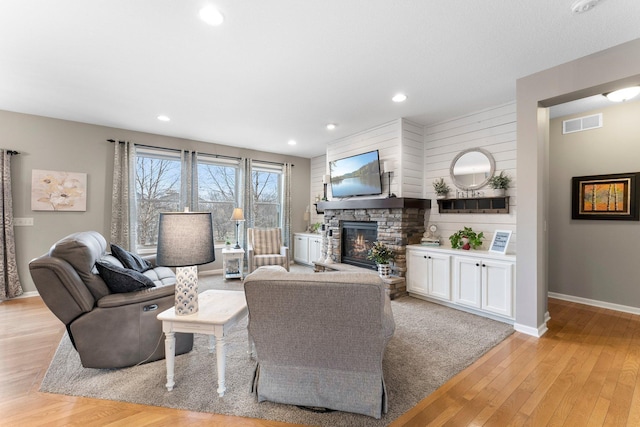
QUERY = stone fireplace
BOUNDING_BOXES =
[317,198,430,282]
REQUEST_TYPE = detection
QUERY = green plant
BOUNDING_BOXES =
[367,241,395,264]
[449,227,484,250]
[225,239,231,246]
[432,177,451,196]
[309,222,322,233]
[488,171,511,190]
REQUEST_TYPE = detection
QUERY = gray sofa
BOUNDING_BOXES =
[244,266,395,419]
[29,231,193,369]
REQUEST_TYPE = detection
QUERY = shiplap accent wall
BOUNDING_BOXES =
[309,154,326,225]
[424,102,517,253]
[325,118,424,199]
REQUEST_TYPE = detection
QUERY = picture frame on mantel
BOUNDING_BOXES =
[571,172,640,221]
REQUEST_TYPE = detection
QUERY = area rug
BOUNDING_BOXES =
[40,281,513,426]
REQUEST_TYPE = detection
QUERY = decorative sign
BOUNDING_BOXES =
[489,230,512,254]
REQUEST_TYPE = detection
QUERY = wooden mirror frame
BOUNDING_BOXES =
[449,147,496,191]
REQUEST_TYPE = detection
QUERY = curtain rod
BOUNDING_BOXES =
[107,139,293,167]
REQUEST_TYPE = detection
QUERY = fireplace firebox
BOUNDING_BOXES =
[341,221,377,270]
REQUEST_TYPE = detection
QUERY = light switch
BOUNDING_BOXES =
[14,217,34,226]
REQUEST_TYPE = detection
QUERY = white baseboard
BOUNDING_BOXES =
[0,290,40,301]
[548,292,640,316]
[514,321,548,337]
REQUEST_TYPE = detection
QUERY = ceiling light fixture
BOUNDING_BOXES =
[288,140,297,146]
[157,115,171,122]
[199,5,224,26]
[326,123,337,130]
[571,0,600,14]
[605,86,640,102]
[392,93,407,103]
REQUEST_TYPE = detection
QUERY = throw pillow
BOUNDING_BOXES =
[95,260,156,293]
[110,244,152,272]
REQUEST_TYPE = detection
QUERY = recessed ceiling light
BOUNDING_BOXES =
[288,140,297,146]
[199,5,224,26]
[605,86,640,102]
[571,0,600,13]
[326,123,337,130]
[157,115,171,122]
[392,93,407,103]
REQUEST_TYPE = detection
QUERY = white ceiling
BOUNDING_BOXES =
[1,1,640,158]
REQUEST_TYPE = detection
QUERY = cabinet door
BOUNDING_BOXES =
[407,250,429,296]
[309,237,323,263]
[481,259,513,318]
[294,235,309,264]
[453,256,482,308]
[428,252,451,300]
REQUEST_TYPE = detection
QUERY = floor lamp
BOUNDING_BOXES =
[157,211,215,316]
[230,208,245,249]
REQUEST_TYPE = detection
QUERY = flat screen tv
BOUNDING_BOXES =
[329,150,383,198]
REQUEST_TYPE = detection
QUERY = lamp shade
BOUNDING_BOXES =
[157,212,215,267]
[230,208,245,221]
[322,174,331,184]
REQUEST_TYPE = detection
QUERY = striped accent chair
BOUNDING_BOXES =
[247,228,290,273]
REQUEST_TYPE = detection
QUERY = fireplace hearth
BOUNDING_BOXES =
[341,221,377,270]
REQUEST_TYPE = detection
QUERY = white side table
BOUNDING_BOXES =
[222,247,245,280]
[157,290,249,397]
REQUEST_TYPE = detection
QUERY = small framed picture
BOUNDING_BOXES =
[489,230,512,254]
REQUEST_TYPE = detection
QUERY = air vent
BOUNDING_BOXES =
[562,113,603,134]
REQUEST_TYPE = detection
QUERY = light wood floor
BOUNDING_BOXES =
[1,297,639,426]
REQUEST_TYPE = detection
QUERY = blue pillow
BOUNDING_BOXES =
[95,260,156,293]
[110,244,152,273]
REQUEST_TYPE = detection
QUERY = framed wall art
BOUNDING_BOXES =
[31,169,87,211]
[571,172,640,221]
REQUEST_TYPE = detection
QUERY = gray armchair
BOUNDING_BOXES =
[29,231,193,369]
[244,266,395,418]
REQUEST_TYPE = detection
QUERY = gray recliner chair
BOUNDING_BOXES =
[29,231,193,369]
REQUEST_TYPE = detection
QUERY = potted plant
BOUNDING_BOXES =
[367,241,395,278]
[432,177,451,199]
[487,171,511,196]
[449,227,484,250]
[225,239,232,249]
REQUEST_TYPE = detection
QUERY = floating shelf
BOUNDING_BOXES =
[437,196,509,214]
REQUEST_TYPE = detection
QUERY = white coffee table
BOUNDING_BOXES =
[157,289,249,397]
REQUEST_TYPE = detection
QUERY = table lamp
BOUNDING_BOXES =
[230,208,245,249]
[157,211,215,316]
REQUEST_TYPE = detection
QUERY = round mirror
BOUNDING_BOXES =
[449,148,495,190]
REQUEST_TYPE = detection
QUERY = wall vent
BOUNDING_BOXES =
[562,113,603,134]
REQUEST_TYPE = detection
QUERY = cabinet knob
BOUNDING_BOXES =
[482,264,486,267]
[428,256,432,259]
[423,255,427,259]
[476,263,480,267]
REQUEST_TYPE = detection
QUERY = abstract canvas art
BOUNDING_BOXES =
[572,172,639,221]
[31,169,87,211]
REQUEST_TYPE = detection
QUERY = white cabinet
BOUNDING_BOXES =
[406,245,515,321]
[453,256,514,318]
[294,233,323,266]
[294,234,309,264]
[406,247,451,300]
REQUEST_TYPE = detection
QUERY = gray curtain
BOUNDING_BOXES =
[110,141,136,251]
[242,158,253,249]
[181,150,198,212]
[0,150,23,299]
[282,162,292,250]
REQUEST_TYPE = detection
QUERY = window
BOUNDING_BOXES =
[196,155,240,244]
[134,148,181,251]
[251,162,283,228]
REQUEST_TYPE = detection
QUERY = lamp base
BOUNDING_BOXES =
[175,265,199,315]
